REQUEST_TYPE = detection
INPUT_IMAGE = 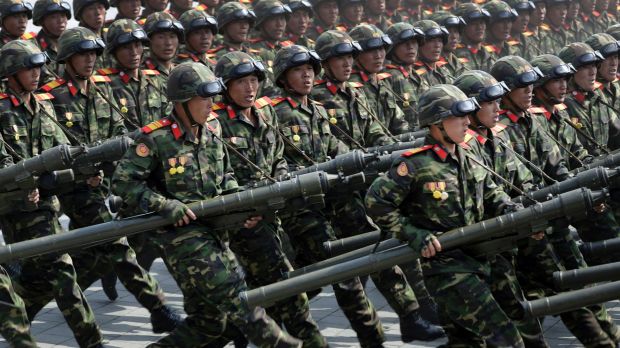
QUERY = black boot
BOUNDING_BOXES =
[400,311,445,343]
[417,297,440,325]
[151,305,182,333]
[101,273,118,301]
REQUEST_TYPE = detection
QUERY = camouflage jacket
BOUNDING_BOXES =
[98,67,171,131]
[564,86,620,156]
[365,135,511,276]
[579,12,607,38]
[285,32,315,49]
[454,43,495,73]
[212,97,288,184]
[384,63,429,130]
[413,60,454,87]
[440,54,468,78]
[272,93,348,170]
[0,30,36,49]
[597,79,620,113]
[509,31,542,61]
[142,57,174,100]
[36,30,64,79]
[248,38,295,98]
[460,126,534,195]
[207,39,260,60]
[481,40,521,66]
[311,76,391,148]
[539,24,574,56]
[304,19,346,41]
[497,106,570,186]
[40,73,127,144]
[565,19,590,43]
[349,70,409,135]
[364,14,392,32]
[530,101,592,170]
[174,48,217,69]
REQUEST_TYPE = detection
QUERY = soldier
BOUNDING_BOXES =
[0,40,104,348]
[539,0,572,55]
[365,84,526,348]
[109,0,141,21]
[304,0,341,41]
[73,0,109,38]
[384,22,428,129]
[453,3,494,71]
[505,0,539,60]
[284,0,315,47]
[0,0,36,48]
[349,24,408,135]
[337,0,364,31]
[211,50,327,348]
[566,1,588,42]
[167,0,193,19]
[413,20,453,87]
[33,0,71,77]
[585,33,620,111]
[99,19,169,130]
[209,2,257,60]
[139,0,169,22]
[0,262,36,347]
[176,10,217,67]
[194,0,218,16]
[579,0,605,37]
[427,11,468,77]
[482,1,520,64]
[364,0,391,31]
[143,12,183,87]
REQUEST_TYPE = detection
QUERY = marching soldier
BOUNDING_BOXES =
[0,262,36,347]
[585,33,620,111]
[109,0,141,21]
[413,20,453,86]
[364,0,391,31]
[454,3,495,71]
[539,0,573,55]
[167,0,192,19]
[482,0,521,63]
[176,10,217,67]
[139,0,169,22]
[209,2,257,60]
[304,0,342,40]
[427,11,468,77]
[143,12,182,90]
[0,0,36,49]
[337,0,364,31]
[73,0,108,38]
[33,0,71,77]
[506,0,540,60]
[284,0,315,47]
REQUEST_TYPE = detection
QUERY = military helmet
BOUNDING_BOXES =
[491,55,544,89]
[285,0,313,17]
[33,0,71,26]
[179,9,217,39]
[558,42,604,69]
[215,51,267,84]
[254,0,291,27]
[505,0,536,12]
[482,0,518,22]
[418,84,481,127]
[413,20,449,45]
[386,22,424,47]
[585,33,620,58]
[544,0,569,6]
[337,0,362,8]
[72,0,108,20]
[454,70,510,102]
[606,23,620,41]
[105,18,148,54]
[454,2,491,23]
[0,40,49,76]
[530,54,576,87]
[315,30,361,60]
[0,0,33,20]
[349,24,392,51]
[167,62,225,103]
[309,0,334,8]
[57,26,105,62]
[273,44,321,86]
[216,2,255,32]
[428,11,467,29]
[144,11,184,40]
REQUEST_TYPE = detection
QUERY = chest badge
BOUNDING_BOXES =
[136,143,149,157]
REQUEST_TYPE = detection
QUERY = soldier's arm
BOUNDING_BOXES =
[45,104,71,146]
[534,125,570,182]
[269,109,288,177]
[481,169,513,217]
[385,96,409,135]
[221,143,240,193]
[0,134,13,169]
[607,109,620,151]
[105,85,127,136]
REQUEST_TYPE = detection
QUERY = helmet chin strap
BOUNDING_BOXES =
[540,84,562,105]
[506,93,528,113]
[68,61,90,81]
[181,101,200,127]
[223,91,252,110]
[437,122,456,144]
[470,111,488,130]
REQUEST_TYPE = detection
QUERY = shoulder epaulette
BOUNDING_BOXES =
[248,37,263,44]
[212,102,226,111]
[280,40,294,47]
[594,81,603,90]
[336,25,347,31]
[436,60,448,68]
[377,72,392,80]
[483,45,496,53]
[507,40,520,46]
[314,79,326,85]
[255,96,272,108]
[142,69,160,76]
[462,131,475,145]
[249,48,261,54]
[20,32,36,40]
[34,93,54,101]
[540,23,550,31]
[456,43,465,49]
[207,111,218,121]
[491,123,507,134]
[310,99,323,105]
[137,18,146,26]
[97,68,119,75]
[528,106,546,114]
[0,93,8,100]
[195,3,208,10]
[141,118,172,134]
[348,81,364,88]
[415,68,426,75]
[40,78,66,92]
[523,31,534,37]
[401,144,433,157]
[271,96,286,106]
[90,75,111,83]
[555,103,567,111]
[207,45,224,54]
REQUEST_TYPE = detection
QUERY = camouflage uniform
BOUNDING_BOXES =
[412,20,454,87]
[284,0,316,48]
[175,10,218,68]
[427,11,468,77]
[453,3,495,72]
[0,0,37,49]
[0,264,36,348]
[505,0,541,60]
[305,0,345,40]
[365,84,525,348]
[72,0,113,69]
[0,40,103,348]
[481,1,521,64]
[586,33,620,114]
[539,0,574,55]
[384,23,429,129]
[212,52,326,348]
[349,24,409,135]
[112,62,302,348]
[32,0,72,78]
[208,2,258,61]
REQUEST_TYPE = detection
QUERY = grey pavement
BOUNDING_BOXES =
[1,257,619,348]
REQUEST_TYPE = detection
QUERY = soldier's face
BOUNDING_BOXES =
[118,0,142,19]
[172,0,193,10]
[151,31,179,61]
[184,95,213,124]
[507,85,533,110]
[14,67,41,92]
[187,28,214,53]
[489,20,512,42]
[325,54,353,81]
[287,10,310,36]
[68,51,97,77]
[200,0,219,7]
[227,74,260,108]
[446,27,460,52]
[567,2,580,19]
[531,3,545,25]
[574,63,597,91]
[598,55,618,83]
[341,3,364,23]
[474,100,500,128]
[224,20,251,43]
[513,11,530,34]
[366,0,385,15]
[580,0,595,13]
[115,41,144,70]
[357,47,385,73]
[464,20,486,43]
[546,4,567,27]
[541,78,568,102]
[316,1,338,26]
[393,39,418,65]
[81,3,106,31]
[386,0,400,10]
[2,13,28,37]
[596,0,610,11]
[284,63,315,95]
[42,12,68,38]
[261,15,287,41]
[146,0,169,11]
[419,37,443,62]
[440,114,470,143]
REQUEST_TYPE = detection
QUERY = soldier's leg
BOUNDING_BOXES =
[228,221,326,348]
[0,266,36,348]
[399,259,439,324]
[425,272,525,348]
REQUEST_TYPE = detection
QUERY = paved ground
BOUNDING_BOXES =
[1,258,618,348]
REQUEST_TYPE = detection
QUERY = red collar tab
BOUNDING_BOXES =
[67,81,78,96]
[326,80,338,95]
[170,122,182,140]
[432,143,448,161]
[120,71,131,84]
[572,91,586,104]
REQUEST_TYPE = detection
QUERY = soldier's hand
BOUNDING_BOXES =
[421,235,441,258]
[530,231,545,240]
[160,199,196,227]
[244,215,263,229]
[593,203,607,214]
[86,175,103,187]
[27,189,39,204]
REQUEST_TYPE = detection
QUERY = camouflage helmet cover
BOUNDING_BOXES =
[428,11,467,29]
[413,20,449,44]
[348,24,392,51]
[482,0,519,22]
[179,9,217,38]
[315,30,361,60]
[273,44,321,86]
[530,54,576,87]
[505,0,536,12]
[216,2,255,32]
[386,22,424,59]
[558,42,603,69]
[454,2,491,23]
[0,0,32,20]
[418,84,477,127]
[606,23,620,41]
[214,51,267,84]
[167,62,224,103]
[284,0,313,17]
[144,11,184,38]
[105,18,148,54]
[454,70,506,100]
[585,33,620,58]
[72,0,108,20]
[0,39,48,76]
[253,0,291,27]
[491,55,542,89]
[57,26,104,62]
[33,0,71,26]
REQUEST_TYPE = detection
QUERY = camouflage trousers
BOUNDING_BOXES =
[0,266,36,348]
[424,270,525,348]
[0,209,102,348]
[517,236,619,348]
[148,228,300,347]
[282,209,386,348]
[574,207,620,265]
